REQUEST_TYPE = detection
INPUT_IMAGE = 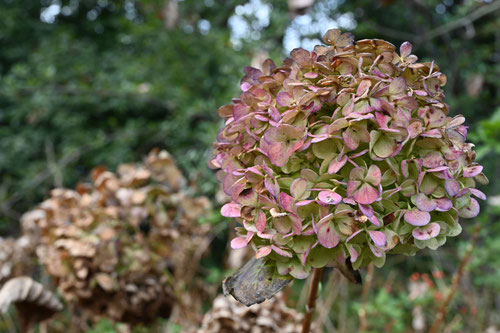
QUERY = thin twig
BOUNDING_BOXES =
[358,262,375,333]
[370,1,500,44]
[317,270,340,330]
[428,224,481,333]
[301,267,323,333]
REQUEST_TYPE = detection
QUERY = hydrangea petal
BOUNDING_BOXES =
[400,41,412,58]
[318,190,342,205]
[271,245,293,258]
[412,222,440,240]
[435,198,452,212]
[463,165,483,178]
[353,183,380,205]
[328,155,348,174]
[365,165,382,186]
[458,198,480,218]
[221,203,241,217]
[415,193,437,212]
[316,221,340,248]
[404,209,431,226]
[279,192,294,212]
[469,188,486,200]
[444,179,460,197]
[291,178,308,199]
[368,230,386,247]
[255,211,267,232]
[231,236,248,249]
[276,92,293,107]
[255,246,272,258]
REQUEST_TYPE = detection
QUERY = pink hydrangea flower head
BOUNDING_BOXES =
[211,29,487,279]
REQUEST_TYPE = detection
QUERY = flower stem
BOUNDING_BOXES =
[301,267,323,333]
[428,224,480,333]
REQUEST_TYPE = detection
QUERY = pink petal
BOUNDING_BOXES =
[260,141,293,167]
[421,129,442,138]
[343,128,360,150]
[255,246,272,258]
[316,221,340,248]
[346,244,358,262]
[304,72,318,79]
[328,155,348,174]
[279,192,294,212]
[404,209,431,226]
[463,165,483,178]
[264,177,279,198]
[276,91,293,107]
[255,211,267,232]
[353,183,380,205]
[368,241,384,257]
[318,190,342,205]
[444,179,460,197]
[415,193,437,212]
[257,230,275,239]
[289,213,303,235]
[469,188,486,200]
[230,236,248,249]
[412,222,440,240]
[400,41,412,58]
[368,215,381,226]
[458,198,480,218]
[343,197,357,205]
[435,198,452,212]
[357,79,372,96]
[346,179,362,198]
[368,230,386,247]
[422,152,445,169]
[427,166,449,172]
[358,203,373,217]
[221,203,241,217]
[271,245,293,257]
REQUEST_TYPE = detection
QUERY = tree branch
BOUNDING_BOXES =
[369,1,500,43]
[416,1,500,43]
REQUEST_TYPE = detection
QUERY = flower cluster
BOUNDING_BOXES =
[24,149,211,323]
[210,29,487,279]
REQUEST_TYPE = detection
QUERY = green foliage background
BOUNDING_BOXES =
[0,0,498,331]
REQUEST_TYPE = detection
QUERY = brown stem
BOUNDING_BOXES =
[428,224,481,333]
[359,262,375,333]
[301,268,323,333]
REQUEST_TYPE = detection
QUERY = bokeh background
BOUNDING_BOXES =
[0,0,499,332]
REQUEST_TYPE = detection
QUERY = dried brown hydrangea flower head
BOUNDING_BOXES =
[0,236,35,285]
[196,293,318,333]
[24,149,211,324]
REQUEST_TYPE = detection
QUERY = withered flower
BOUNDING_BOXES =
[24,149,211,324]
